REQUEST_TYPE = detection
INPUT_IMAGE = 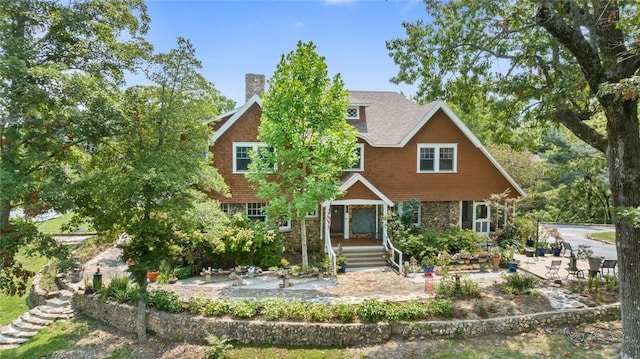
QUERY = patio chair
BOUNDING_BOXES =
[600,259,617,277]
[545,260,562,279]
[562,242,573,257]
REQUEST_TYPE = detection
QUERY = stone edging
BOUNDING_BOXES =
[73,294,621,347]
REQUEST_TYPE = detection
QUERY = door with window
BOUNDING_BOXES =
[330,205,344,234]
[473,202,490,235]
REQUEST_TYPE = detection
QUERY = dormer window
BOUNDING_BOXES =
[346,106,360,120]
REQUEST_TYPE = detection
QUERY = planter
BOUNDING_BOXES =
[338,263,347,273]
[536,247,546,257]
[70,270,83,283]
[525,248,535,257]
[491,255,500,271]
[588,258,603,271]
[146,271,159,283]
[422,265,434,277]
[507,262,518,273]
[552,247,562,257]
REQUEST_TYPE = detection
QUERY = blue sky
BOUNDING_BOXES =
[137,0,425,105]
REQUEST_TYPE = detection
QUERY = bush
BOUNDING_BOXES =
[259,298,287,320]
[146,289,184,313]
[204,334,233,359]
[357,298,387,323]
[98,276,134,303]
[307,303,331,322]
[204,299,231,317]
[284,300,307,321]
[330,303,356,322]
[500,273,539,296]
[428,299,454,317]
[435,275,481,299]
[229,300,258,318]
[188,296,207,315]
[397,301,431,321]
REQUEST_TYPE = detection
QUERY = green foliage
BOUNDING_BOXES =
[500,274,539,296]
[98,276,136,304]
[428,299,454,318]
[203,300,231,317]
[435,275,481,299]
[247,40,358,269]
[229,300,259,318]
[259,298,287,321]
[396,301,431,321]
[204,334,233,359]
[329,303,356,322]
[146,289,184,313]
[356,298,387,323]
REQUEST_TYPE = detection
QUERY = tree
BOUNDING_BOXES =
[387,1,640,356]
[247,41,358,270]
[71,38,231,341]
[0,0,151,296]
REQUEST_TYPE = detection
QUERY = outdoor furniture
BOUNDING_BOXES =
[562,242,573,257]
[545,260,562,279]
[600,259,617,277]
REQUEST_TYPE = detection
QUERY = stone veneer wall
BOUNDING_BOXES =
[281,219,323,255]
[421,202,460,231]
[74,295,620,347]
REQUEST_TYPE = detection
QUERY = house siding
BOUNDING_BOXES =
[359,109,519,203]
[420,201,460,231]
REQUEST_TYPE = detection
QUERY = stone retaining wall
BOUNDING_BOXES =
[74,294,620,347]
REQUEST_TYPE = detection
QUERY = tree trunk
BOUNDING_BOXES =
[300,219,308,270]
[0,200,11,234]
[605,99,640,359]
[136,279,148,341]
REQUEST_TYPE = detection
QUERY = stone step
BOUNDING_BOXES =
[57,289,74,301]
[334,246,388,268]
[0,333,29,346]
[11,318,45,333]
[21,312,54,326]
[38,305,74,319]
[45,297,71,308]
[0,325,38,339]
[30,306,68,321]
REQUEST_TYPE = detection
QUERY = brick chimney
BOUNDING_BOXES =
[245,73,265,102]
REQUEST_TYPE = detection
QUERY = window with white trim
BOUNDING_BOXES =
[346,106,359,119]
[417,144,457,172]
[220,203,230,214]
[346,144,364,171]
[247,203,266,222]
[305,206,318,218]
[233,142,273,173]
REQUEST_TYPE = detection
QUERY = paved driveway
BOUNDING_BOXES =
[544,223,617,260]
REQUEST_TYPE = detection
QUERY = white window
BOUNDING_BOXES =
[247,203,266,222]
[346,144,364,171]
[417,144,457,173]
[346,106,359,120]
[220,203,230,214]
[233,142,273,173]
[246,203,291,231]
[305,206,318,218]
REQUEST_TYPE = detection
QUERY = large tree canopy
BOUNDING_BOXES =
[71,37,231,341]
[387,1,639,357]
[0,0,151,296]
[248,41,358,270]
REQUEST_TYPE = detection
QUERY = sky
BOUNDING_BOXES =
[134,0,426,106]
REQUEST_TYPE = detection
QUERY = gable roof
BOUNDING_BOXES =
[322,173,395,207]
[211,91,526,198]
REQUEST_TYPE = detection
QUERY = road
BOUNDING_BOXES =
[544,223,617,260]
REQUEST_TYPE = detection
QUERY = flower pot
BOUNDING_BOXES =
[147,271,159,283]
[491,255,500,271]
[536,247,546,257]
[422,265,434,277]
[70,270,83,283]
[552,247,562,257]
[588,258,602,271]
[338,263,347,273]
[507,262,518,273]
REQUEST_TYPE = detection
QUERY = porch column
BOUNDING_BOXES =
[382,204,389,248]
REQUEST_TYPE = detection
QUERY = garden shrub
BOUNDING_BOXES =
[435,275,481,299]
[188,296,207,315]
[146,289,184,313]
[307,302,331,322]
[204,299,231,317]
[330,303,356,322]
[428,299,454,317]
[259,298,287,320]
[284,300,308,321]
[500,273,539,296]
[229,299,258,318]
[357,298,387,323]
[98,276,134,303]
[397,301,431,321]
[204,334,233,359]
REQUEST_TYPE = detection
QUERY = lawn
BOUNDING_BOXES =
[35,212,93,234]
[589,231,615,244]
[0,249,48,326]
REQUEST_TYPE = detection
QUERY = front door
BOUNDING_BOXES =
[330,205,344,234]
[473,202,490,236]
[352,207,376,236]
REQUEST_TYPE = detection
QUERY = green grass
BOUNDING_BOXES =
[590,231,616,244]
[0,320,91,359]
[35,212,93,234]
[0,250,48,326]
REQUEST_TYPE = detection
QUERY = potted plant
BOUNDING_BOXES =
[70,266,84,283]
[551,241,563,257]
[576,245,603,275]
[146,269,159,283]
[504,247,519,273]
[490,248,501,271]
[421,255,436,275]
[337,256,348,273]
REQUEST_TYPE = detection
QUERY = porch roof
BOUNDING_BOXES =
[323,173,394,207]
